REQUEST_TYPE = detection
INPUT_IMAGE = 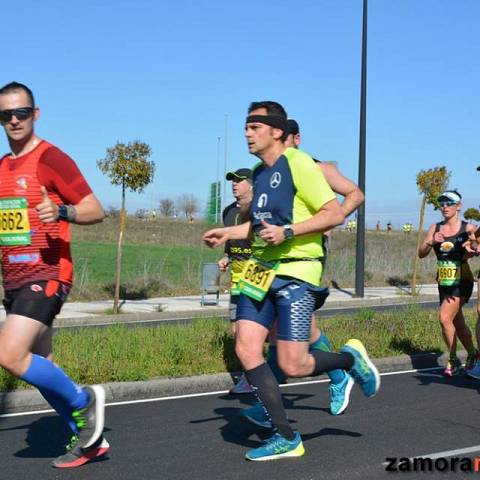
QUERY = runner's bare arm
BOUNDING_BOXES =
[204,221,252,248]
[71,193,105,225]
[418,224,436,258]
[36,188,104,225]
[259,199,344,245]
[319,163,364,216]
[292,198,345,236]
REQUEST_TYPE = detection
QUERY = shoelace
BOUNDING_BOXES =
[331,380,345,393]
[264,434,293,453]
[349,354,370,382]
[72,409,87,429]
[65,435,79,452]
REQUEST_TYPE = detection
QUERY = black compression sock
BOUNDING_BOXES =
[245,363,294,440]
[310,350,354,377]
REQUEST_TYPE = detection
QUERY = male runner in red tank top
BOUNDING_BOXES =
[0,82,107,468]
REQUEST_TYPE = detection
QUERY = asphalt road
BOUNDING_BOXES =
[1,369,480,480]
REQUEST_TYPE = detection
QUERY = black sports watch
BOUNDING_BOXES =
[58,204,69,221]
[58,204,76,222]
[283,224,294,240]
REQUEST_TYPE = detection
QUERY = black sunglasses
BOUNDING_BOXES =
[439,200,458,207]
[0,107,35,123]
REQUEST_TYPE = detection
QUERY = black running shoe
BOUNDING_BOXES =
[72,385,106,449]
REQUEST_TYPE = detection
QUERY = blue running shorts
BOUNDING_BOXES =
[236,276,329,341]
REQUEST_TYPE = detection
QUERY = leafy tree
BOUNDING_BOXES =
[159,197,175,217]
[464,207,480,222]
[97,140,155,312]
[177,194,198,219]
[411,166,450,294]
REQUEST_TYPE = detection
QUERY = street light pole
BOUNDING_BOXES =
[223,113,228,212]
[216,136,221,223]
[355,0,368,298]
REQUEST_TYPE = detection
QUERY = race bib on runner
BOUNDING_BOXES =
[0,198,31,246]
[237,258,279,301]
[437,259,461,287]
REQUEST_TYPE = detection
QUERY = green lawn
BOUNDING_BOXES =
[61,218,480,300]
[70,241,222,299]
[1,305,476,392]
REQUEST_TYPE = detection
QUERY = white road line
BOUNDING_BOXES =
[413,445,480,459]
[381,445,480,466]
[0,365,445,419]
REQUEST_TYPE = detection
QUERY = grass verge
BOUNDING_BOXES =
[1,305,476,392]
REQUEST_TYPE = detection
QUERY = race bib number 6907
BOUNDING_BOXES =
[437,260,461,287]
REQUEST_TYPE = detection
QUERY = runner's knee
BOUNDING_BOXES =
[0,343,29,375]
[235,339,263,367]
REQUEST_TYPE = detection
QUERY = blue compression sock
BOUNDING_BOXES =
[266,345,287,384]
[310,333,346,384]
[21,354,88,411]
[39,388,78,434]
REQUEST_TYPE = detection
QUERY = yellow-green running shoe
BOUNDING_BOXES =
[245,432,304,461]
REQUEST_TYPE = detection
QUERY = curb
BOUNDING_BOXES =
[52,294,440,329]
[0,350,466,415]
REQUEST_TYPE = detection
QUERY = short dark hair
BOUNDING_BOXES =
[0,82,35,107]
[247,101,288,140]
[287,119,300,135]
[248,101,287,119]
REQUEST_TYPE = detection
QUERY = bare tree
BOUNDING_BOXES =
[135,208,148,219]
[105,205,120,218]
[177,194,198,219]
[159,197,175,217]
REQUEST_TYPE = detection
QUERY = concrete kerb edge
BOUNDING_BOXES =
[0,350,462,415]
[52,294,439,328]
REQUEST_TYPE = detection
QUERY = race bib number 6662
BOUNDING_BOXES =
[0,198,31,246]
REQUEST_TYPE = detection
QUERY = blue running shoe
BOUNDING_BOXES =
[340,339,380,398]
[240,402,272,429]
[229,374,254,394]
[245,432,304,461]
[467,361,480,379]
[329,372,354,415]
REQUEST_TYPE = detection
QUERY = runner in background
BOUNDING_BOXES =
[465,167,480,378]
[218,168,254,393]
[419,190,477,376]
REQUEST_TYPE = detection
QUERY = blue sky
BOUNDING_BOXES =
[2,0,479,228]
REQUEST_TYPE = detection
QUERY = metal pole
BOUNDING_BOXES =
[216,136,221,223]
[223,113,228,212]
[355,0,368,297]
